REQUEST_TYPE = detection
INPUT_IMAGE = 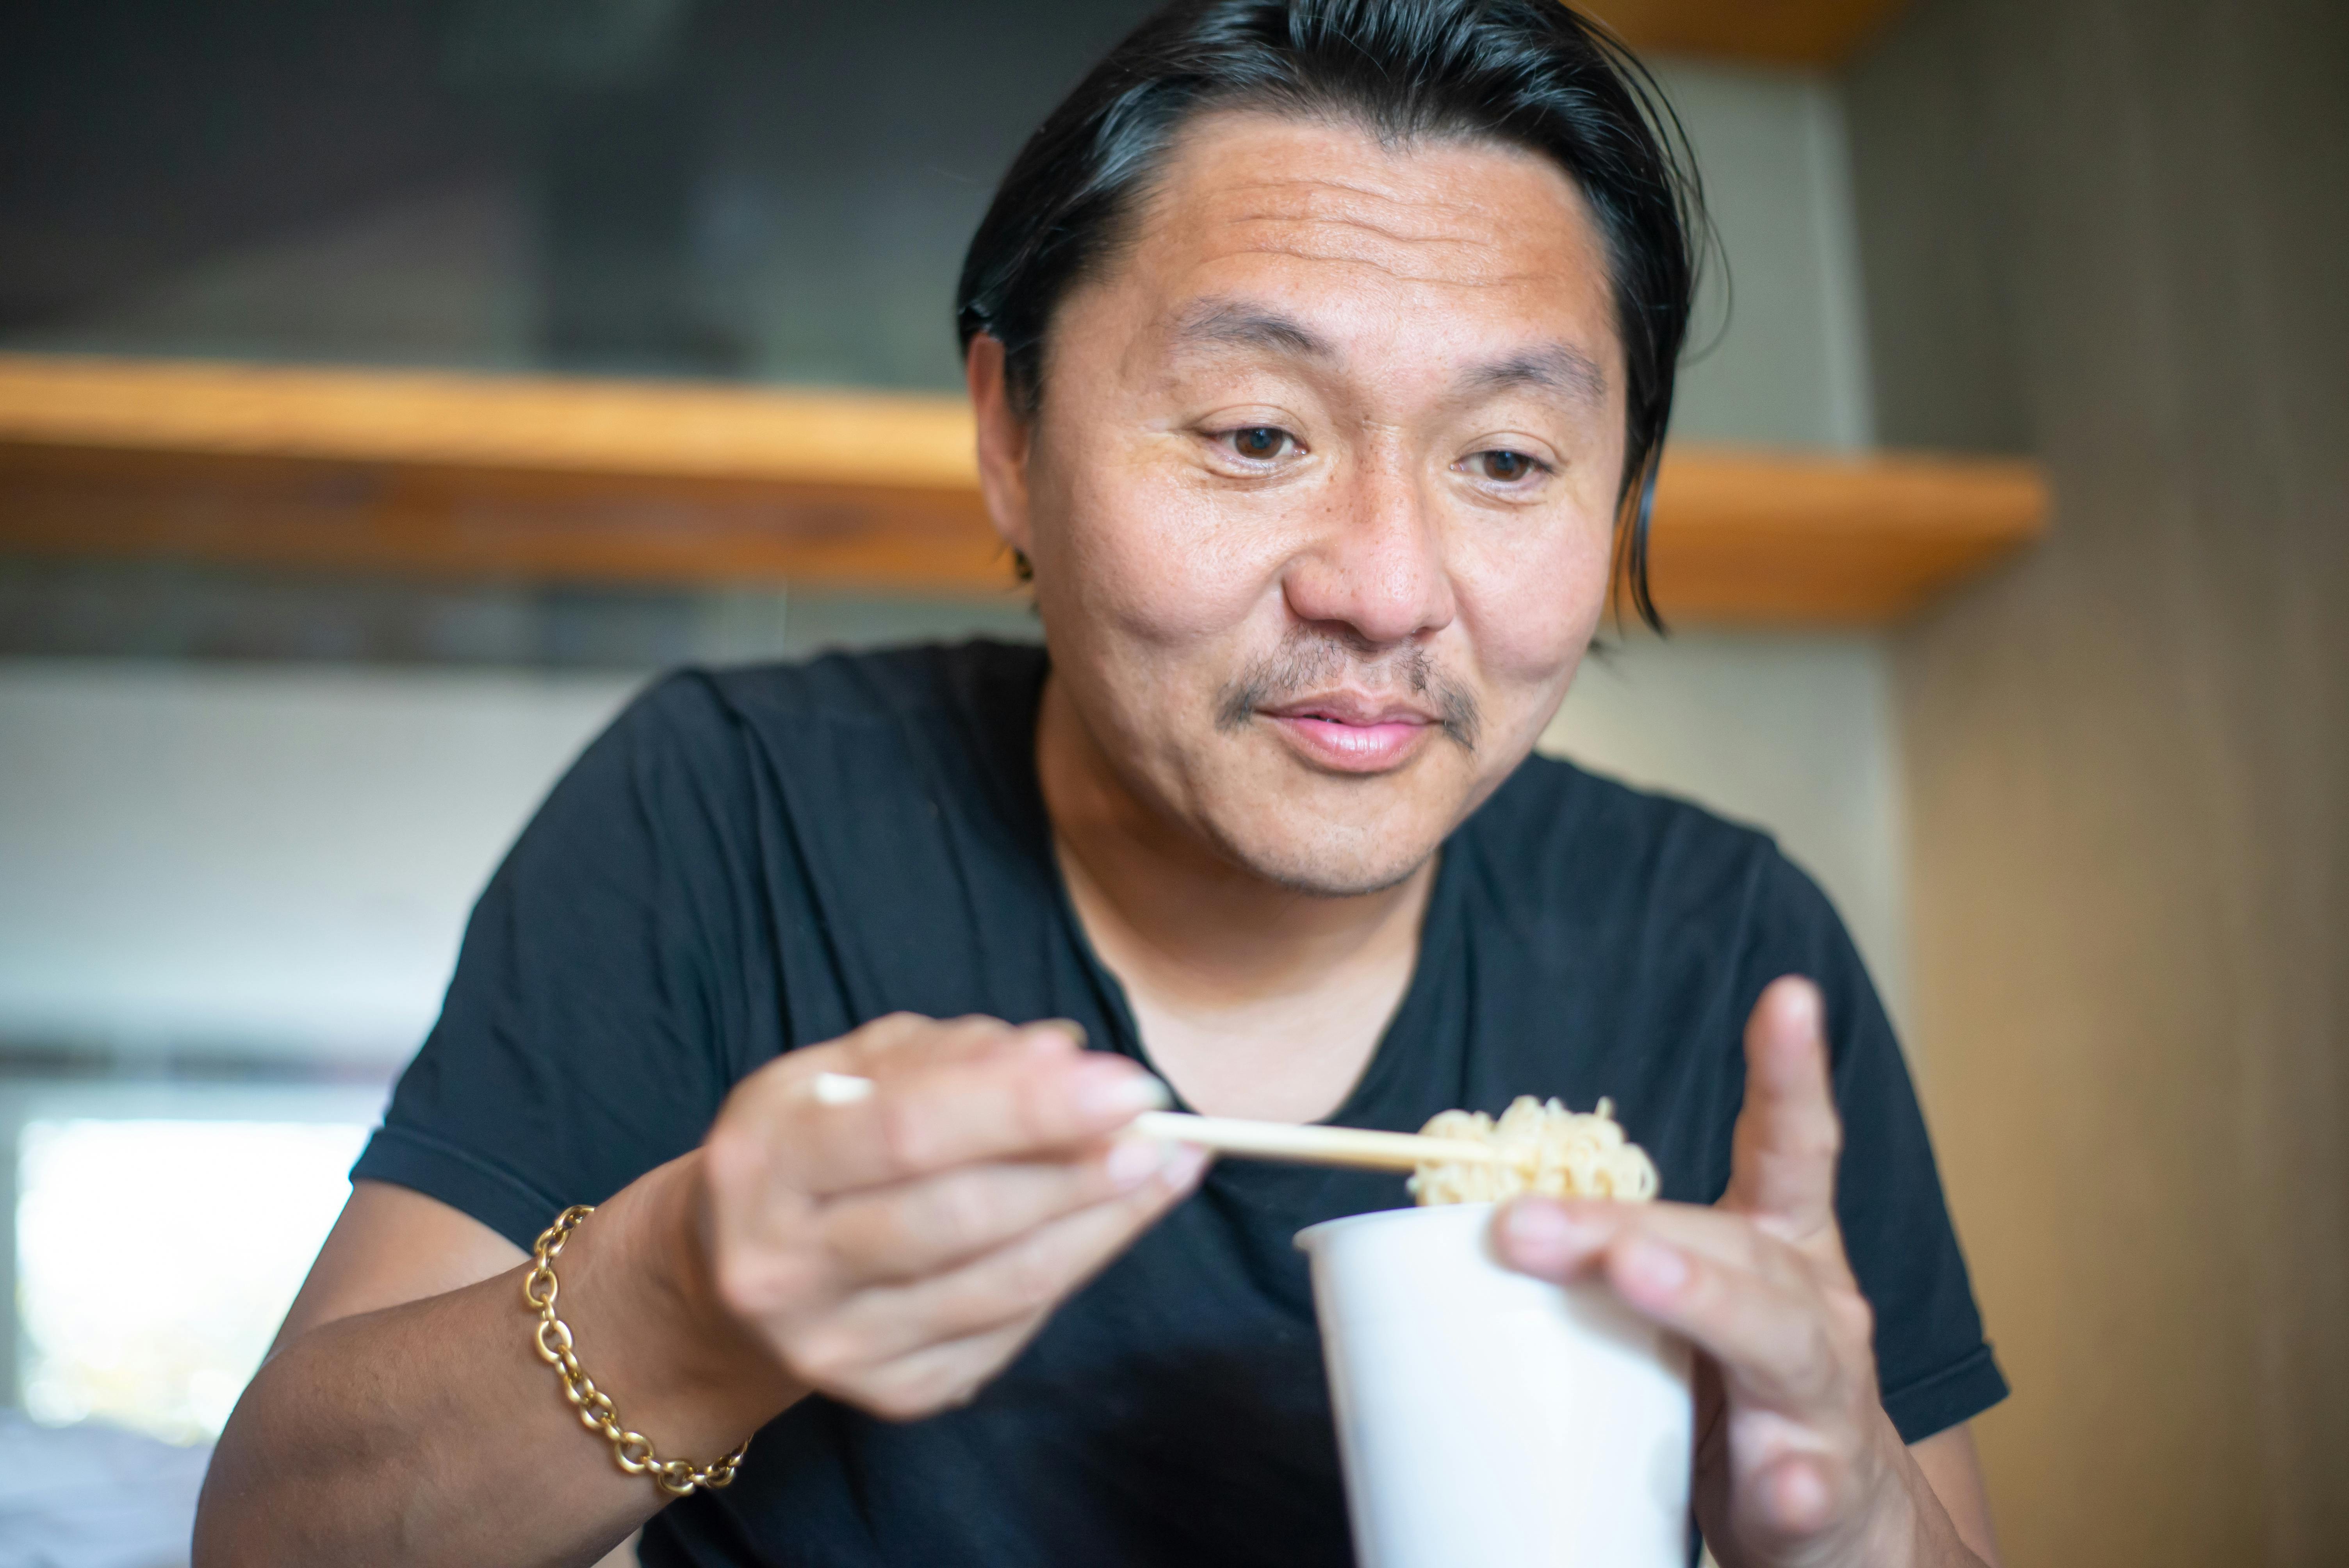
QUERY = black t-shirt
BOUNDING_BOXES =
[354,640,2005,1568]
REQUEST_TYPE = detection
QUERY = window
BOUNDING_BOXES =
[14,1096,377,1445]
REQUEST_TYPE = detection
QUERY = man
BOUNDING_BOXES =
[197,3,2008,1564]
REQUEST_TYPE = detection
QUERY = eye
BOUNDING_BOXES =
[1224,426,1294,461]
[1469,448,1545,484]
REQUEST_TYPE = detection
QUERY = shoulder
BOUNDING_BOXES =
[579,640,1042,791]
[1454,753,1868,1024]
[685,638,1047,731]
[554,639,1041,830]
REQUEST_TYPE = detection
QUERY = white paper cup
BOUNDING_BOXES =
[1296,1203,1694,1568]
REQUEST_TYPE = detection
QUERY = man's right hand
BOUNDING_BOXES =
[195,1012,1198,1568]
[694,1012,1209,1420]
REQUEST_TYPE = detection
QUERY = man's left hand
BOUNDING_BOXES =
[1493,976,1987,1568]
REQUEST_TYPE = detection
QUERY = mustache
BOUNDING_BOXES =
[1214,632,1482,753]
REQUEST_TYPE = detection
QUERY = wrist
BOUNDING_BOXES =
[560,1152,802,1452]
[1853,1418,1979,1568]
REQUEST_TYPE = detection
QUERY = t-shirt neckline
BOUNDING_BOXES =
[1002,649,1467,1132]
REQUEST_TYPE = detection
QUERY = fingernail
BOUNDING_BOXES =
[1078,1069,1172,1119]
[1159,1142,1212,1190]
[1105,1136,1171,1189]
[808,1071,873,1105]
[1779,977,1822,1034]
[1025,1018,1088,1051]
[1500,1199,1579,1260]
[1617,1237,1690,1300]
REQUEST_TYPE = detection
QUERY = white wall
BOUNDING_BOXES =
[1651,61,1876,452]
[0,663,639,1062]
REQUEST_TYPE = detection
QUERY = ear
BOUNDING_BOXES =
[966,334,1034,560]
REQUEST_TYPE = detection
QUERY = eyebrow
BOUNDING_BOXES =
[1463,345,1609,408]
[1169,299,1336,359]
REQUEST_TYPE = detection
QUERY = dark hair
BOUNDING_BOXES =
[955,0,1704,630]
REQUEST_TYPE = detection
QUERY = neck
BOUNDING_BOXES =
[1035,671,1435,1122]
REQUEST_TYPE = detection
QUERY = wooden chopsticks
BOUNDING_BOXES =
[806,1071,1501,1174]
[1132,1112,1504,1173]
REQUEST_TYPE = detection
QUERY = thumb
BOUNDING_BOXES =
[1721,976,1842,1241]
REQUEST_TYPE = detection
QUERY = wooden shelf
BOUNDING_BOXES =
[1593,0,1909,65]
[0,353,2043,625]
[1645,447,2044,623]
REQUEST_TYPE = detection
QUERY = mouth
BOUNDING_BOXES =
[1259,694,1442,774]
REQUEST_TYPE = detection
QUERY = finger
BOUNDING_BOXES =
[1495,1198,1870,1414]
[820,1135,1184,1283]
[755,1014,1062,1106]
[700,1022,1125,1303]
[769,1032,1171,1196]
[843,1012,1085,1069]
[815,1144,1210,1361]
[1598,1233,1850,1413]
[1722,976,1842,1239]
[832,1317,1042,1423]
[1748,1451,1841,1540]
[1495,1198,1815,1301]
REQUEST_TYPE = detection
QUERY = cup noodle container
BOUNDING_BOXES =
[1296,1203,1693,1568]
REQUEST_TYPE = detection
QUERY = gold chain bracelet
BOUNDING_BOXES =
[524,1205,750,1498]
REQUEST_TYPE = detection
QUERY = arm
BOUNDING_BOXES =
[1498,978,2001,1568]
[198,1158,766,1568]
[196,1015,1206,1567]
[1911,1424,2002,1568]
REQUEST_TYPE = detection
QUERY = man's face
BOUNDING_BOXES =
[980,111,1628,895]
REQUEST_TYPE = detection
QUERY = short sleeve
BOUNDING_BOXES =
[351,672,774,1250]
[1743,853,2009,1444]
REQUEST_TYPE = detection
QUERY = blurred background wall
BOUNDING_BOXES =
[0,2,2340,1565]
[1847,1,2349,1562]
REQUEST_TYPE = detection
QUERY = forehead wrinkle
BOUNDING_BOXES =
[1210,235,1551,291]
[1212,194,1515,257]
[1187,171,1527,268]
[1225,214,1507,264]
[1210,172,1499,229]
[1199,195,1533,290]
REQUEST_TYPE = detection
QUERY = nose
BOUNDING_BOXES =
[1280,445,1457,648]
